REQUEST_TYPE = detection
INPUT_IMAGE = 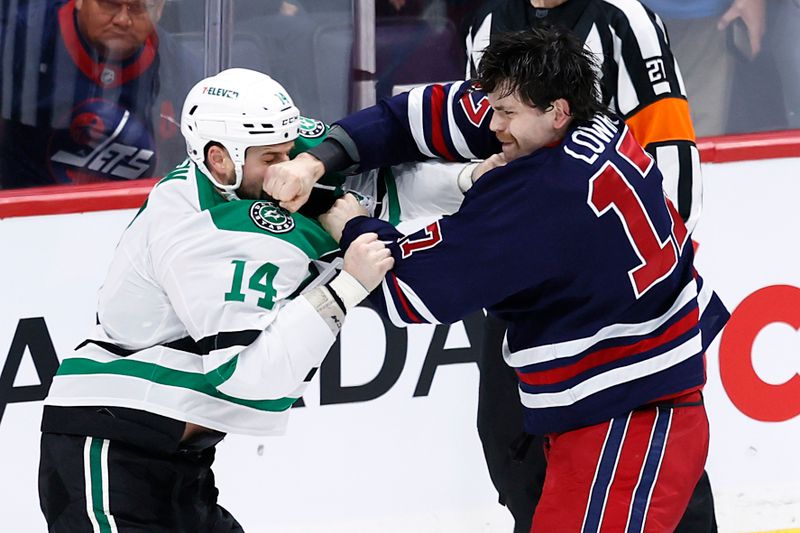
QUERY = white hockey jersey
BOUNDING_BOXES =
[45,160,341,435]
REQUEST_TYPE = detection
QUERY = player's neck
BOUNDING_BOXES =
[529,0,567,8]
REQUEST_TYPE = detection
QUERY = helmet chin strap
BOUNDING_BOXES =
[197,161,243,202]
[226,164,245,201]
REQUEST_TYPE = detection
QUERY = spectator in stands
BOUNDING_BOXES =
[464,1,712,532]
[0,0,201,189]
[641,0,767,137]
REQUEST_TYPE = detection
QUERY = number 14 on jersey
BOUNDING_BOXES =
[225,260,279,309]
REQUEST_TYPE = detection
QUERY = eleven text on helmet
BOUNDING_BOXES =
[202,86,240,99]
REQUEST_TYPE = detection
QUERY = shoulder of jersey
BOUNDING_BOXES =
[133,159,196,217]
[146,160,338,259]
[208,200,339,260]
[293,116,328,152]
[153,160,301,236]
[299,116,327,137]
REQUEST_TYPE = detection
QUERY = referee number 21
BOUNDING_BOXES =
[225,260,279,309]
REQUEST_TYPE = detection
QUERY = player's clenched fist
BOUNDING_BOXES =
[342,233,394,292]
[263,153,325,212]
[473,153,508,182]
[319,194,367,243]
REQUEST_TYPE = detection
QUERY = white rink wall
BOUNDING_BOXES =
[692,157,800,532]
[1,156,799,532]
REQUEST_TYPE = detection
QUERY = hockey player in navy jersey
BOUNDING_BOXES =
[0,0,201,189]
[265,27,729,531]
[465,4,716,529]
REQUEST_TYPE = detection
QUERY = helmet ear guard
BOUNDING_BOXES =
[181,68,300,200]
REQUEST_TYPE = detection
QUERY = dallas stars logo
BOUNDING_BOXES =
[249,201,295,233]
[298,116,326,139]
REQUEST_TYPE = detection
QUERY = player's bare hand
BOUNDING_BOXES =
[263,153,325,212]
[342,233,394,292]
[472,153,508,183]
[718,0,765,58]
[319,194,368,243]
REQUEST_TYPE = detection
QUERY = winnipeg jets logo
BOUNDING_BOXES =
[250,201,295,233]
[50,106,154,180]
[459,92,491,127]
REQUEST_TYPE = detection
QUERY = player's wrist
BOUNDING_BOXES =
[302,285,346,334]
[295,152,326,182]
[305,126,362,174]
[300,270,368,334]
[328,270,369,310]
[457,162,479,193]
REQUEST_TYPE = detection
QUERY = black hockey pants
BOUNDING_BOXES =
[39,432,243,532]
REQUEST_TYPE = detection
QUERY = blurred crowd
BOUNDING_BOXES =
[0,0,797,190]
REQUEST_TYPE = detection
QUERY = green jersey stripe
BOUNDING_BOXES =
[206,355,239,388]
[208,201,337,260]
[195,166,227,211]
[156,158,192,186]
[88,438,115,533]
[129,159,192,226]
[381,167,401,226]
[58,358,297,412]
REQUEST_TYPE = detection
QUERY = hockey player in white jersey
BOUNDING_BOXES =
[38,68,393,532]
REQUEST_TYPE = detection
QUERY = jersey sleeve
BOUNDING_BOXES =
[151,209,338,401]
[335,81,501,171]
[340,161,467,229]
[388,161,468,225]
[338,164,554,327]
[609,4,702,232]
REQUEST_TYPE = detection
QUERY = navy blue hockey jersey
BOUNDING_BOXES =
[0,0,201,188]
[337,82,729,435]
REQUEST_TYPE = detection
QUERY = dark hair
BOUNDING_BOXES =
[475,26,606,124]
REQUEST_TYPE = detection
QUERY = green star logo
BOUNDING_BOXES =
[249,201,295,233]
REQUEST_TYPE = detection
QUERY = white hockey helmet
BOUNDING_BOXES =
[181,68,300,200]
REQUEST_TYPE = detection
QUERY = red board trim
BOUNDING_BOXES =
[0,179,157,218]
[696,129,800,163]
